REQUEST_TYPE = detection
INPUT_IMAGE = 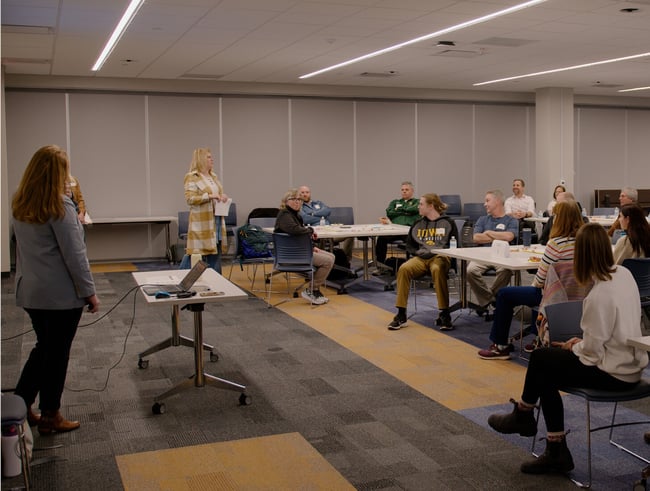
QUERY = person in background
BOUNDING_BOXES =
[478,201,584,360]
[298,185,331,225]
[299,185,353,259]
[374,181,420,270]
[613,204,650,264]
[539,192,588,246]
[467,190,519,318]
[546,184,566,217]
[179,148,228,273]
[387,193,459,331]
[275,189,334,305]
[68,175,87,224]
[487,223,647,475]
[608,187,638,238]
[505,178,536,220]
[12,145,100,435]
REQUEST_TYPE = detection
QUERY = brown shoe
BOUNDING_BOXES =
[27,407,41,426]
[38,410,80,435]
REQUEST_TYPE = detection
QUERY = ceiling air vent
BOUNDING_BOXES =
[359,71,398,77]
[432,49,484,58]
[179,73,224,80]
[591,82,624,88]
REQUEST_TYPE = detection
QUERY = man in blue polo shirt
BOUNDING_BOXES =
[468,189,519,318]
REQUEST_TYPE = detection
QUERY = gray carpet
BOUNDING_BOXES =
[0,269,643,490]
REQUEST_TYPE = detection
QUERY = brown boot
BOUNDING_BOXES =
[27,407,41,426]
[38,410,80,435]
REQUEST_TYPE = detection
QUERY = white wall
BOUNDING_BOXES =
[3,88,650,263]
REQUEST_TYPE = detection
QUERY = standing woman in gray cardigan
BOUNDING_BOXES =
[12,145,100,435]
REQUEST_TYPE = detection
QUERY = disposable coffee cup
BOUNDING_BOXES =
[522,228,532,247]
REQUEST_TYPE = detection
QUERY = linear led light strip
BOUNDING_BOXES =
[619,86,650,93]
[299,0,548,80]
[92,0,145,71]
[474,52,650,86]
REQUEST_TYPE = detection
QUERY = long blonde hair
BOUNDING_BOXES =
[189,147,222,194]
[12,145,69,224]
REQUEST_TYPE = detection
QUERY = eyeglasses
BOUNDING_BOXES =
[287,197,302,202]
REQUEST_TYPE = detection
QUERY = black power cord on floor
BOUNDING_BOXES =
[2,284,144,393]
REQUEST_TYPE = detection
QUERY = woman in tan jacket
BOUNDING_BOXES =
[179,148,228,273]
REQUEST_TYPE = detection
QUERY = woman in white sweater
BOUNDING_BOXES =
[486,223,648,475]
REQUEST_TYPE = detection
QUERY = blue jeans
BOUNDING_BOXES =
[179,242,222,274]
[490,286,542,345]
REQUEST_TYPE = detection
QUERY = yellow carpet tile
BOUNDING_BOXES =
[116,432,354,491]
[91,262,138,273]
[231,266,526,411]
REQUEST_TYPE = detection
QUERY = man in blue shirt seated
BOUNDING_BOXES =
[299,185,331,225]
[299,185,353,259]
[468,189,519,318]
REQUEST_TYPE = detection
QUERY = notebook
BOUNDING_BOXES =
[141,260,208,295]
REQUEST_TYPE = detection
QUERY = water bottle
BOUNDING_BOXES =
[319,216,326,226]
[1,424,21,478]
[613,207,619,218]
[449,236,457,249]
[582,207,587,218]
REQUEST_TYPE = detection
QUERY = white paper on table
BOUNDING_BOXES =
[213,198,232,216]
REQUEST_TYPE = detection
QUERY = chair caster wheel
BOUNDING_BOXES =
[239,393,252,406]
[293,292,299,298]
[138,359,149,369]
[209,352,219,362]
[383,285,394,291]
[152,402,166,414]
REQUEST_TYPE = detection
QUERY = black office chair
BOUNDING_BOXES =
[173,211,190,263]
[622,258,650,308]
[267,233,314,307]
[440,194,462,216]
[225,202,237,238]
[464,203,486,224]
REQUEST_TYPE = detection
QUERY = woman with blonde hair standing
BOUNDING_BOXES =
[179,148,229,273]
[12,145,99,434]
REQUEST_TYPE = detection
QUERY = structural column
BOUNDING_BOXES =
[535,87,574,209]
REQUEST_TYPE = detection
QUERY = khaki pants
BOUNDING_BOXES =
[466,261,512,307]
[395,255,451,310]
[312,249,335,289]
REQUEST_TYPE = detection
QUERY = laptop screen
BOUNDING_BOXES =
[179,260,208,291]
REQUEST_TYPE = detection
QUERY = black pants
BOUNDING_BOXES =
[522,348,637,433]
[15,308,82,412]
[375,235,407,265]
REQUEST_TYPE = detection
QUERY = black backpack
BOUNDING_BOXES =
[237,224,272,259]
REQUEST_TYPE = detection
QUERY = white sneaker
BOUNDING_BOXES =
[301,289,327,305]
[312,289,329,304]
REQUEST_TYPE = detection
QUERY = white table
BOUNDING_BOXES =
[434,244,546,313]
[588,216,616,227]
[314,223,410,280]
[627,336,650,351]
[133,268,250,413]
[89,216,177,260]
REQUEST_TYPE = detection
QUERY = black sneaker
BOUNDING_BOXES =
[488,398,537,437]
[387,315,407,330]
[436,311,453,331]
